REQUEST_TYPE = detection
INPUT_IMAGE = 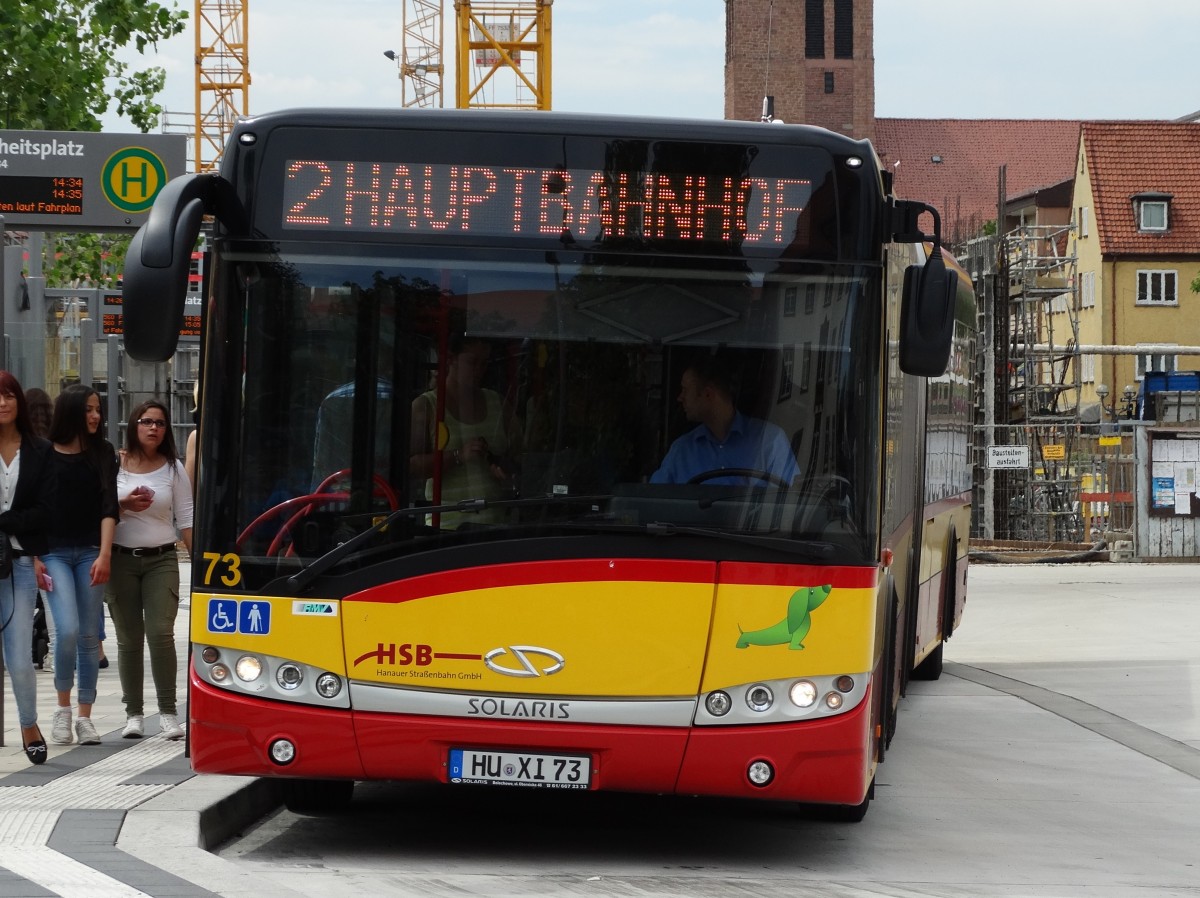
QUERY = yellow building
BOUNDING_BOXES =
[1072,122,1200,410]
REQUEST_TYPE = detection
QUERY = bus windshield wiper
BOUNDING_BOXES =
[286,494,612,593]
[558,520,835,560]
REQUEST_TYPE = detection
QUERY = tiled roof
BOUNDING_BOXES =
[873,119,1082,240]
[1082,121,1200,256]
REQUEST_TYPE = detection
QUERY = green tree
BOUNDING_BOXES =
[0,0,187,133]
[1192,272,1200,295]
[0,2,187,285]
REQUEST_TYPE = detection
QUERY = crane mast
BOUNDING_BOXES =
[398,0,446,107]
[396,0,552,110]
[195,0,250,171]
[455,1,552,110]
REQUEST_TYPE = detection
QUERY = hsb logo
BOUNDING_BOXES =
[353,643,433,667]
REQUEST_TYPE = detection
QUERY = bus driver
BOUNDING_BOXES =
[650,355,800,487]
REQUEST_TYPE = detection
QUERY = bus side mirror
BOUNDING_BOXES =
[123,173,248,362]
[123,195,204,362]
[898,249,956,377]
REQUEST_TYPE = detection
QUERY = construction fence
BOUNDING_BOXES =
[973,423,1136,547]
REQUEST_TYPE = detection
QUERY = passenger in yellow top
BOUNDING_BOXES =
[410,334,519,528]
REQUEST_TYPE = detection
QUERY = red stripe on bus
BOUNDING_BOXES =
[719,562,877,589]
[348,558,877,604]
[350,558,717,604]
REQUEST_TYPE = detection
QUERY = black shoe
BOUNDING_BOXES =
[23,727,47,765]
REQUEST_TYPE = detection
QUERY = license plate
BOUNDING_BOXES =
[449,748,591,789]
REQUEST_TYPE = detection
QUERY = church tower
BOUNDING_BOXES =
[724,0,875,142]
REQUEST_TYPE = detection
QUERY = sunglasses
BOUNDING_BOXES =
[137,418,168,429]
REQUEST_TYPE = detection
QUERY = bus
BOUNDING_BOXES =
[123,109,975,821]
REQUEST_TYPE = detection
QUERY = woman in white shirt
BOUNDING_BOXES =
[106,400,193,740]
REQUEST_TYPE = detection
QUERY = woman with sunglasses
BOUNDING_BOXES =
[0,372,56,764]
[41,384,119,746]
[105,400,192,740]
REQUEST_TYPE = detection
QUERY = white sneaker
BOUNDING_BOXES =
[51,707,73,744]
[159,713,185,741]
[75,717,101,745]
[122,716,144,739]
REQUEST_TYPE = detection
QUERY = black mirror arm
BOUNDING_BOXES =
[890,199,943,251]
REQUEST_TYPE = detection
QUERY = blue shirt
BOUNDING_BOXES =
[650,411,799,486]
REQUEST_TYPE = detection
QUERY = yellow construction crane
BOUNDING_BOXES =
[391,0,552,110]
[194,0,250,172]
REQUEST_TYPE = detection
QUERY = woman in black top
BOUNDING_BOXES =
[0,372,56,763]
[40,384,119,747]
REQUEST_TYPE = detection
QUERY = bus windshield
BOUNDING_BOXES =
[217,242,881,587]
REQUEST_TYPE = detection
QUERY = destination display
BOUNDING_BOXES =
[281,159,817,250]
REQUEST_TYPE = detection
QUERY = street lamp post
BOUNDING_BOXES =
[1095,383,1137,423]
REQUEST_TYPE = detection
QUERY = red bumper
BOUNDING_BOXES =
[190,674,873,804]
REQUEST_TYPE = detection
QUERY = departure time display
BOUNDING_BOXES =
[0,175,83,216]
[281,160,816,250]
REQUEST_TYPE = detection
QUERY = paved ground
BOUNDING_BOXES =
[1,560,1198,897]
[0,560,281,898]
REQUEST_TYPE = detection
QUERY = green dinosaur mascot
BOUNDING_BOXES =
[735,584,832,650]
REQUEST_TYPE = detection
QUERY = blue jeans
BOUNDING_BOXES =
[0,556,39,727]
[42,546,103,706]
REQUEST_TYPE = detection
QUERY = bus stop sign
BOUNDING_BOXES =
[0,130,187,232]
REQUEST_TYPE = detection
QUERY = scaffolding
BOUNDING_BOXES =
[973,222,1093,545]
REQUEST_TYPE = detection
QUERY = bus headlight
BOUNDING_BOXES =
[705,691,732,717]
[276,663,303,690]
[235,656,263,682]
[316,672,343,698]
[825,692,844,710]
[789,680,818,708]
[210,663,230,682]
[746,684,774,712]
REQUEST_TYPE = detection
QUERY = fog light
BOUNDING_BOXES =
[789,680,818,708]
[316,672,342,698]
[835,675,855,693]
[269,739,296,765]
[746,684,774,712]
[210,663,230,682]
[825,691,844,710]
[747,759,774,786]
[276,663,303,690]
[201,646,220,663]
[235,656,263,682]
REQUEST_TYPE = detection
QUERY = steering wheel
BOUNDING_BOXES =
[236,470,398,556]
[686,467,792,489]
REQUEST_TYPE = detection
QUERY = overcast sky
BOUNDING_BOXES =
[100,0,1200,133]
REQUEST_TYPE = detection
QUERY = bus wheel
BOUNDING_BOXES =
[278,778,355,815]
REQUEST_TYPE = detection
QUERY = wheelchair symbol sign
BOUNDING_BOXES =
[207,598,271,635]
[208,599,238,633]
